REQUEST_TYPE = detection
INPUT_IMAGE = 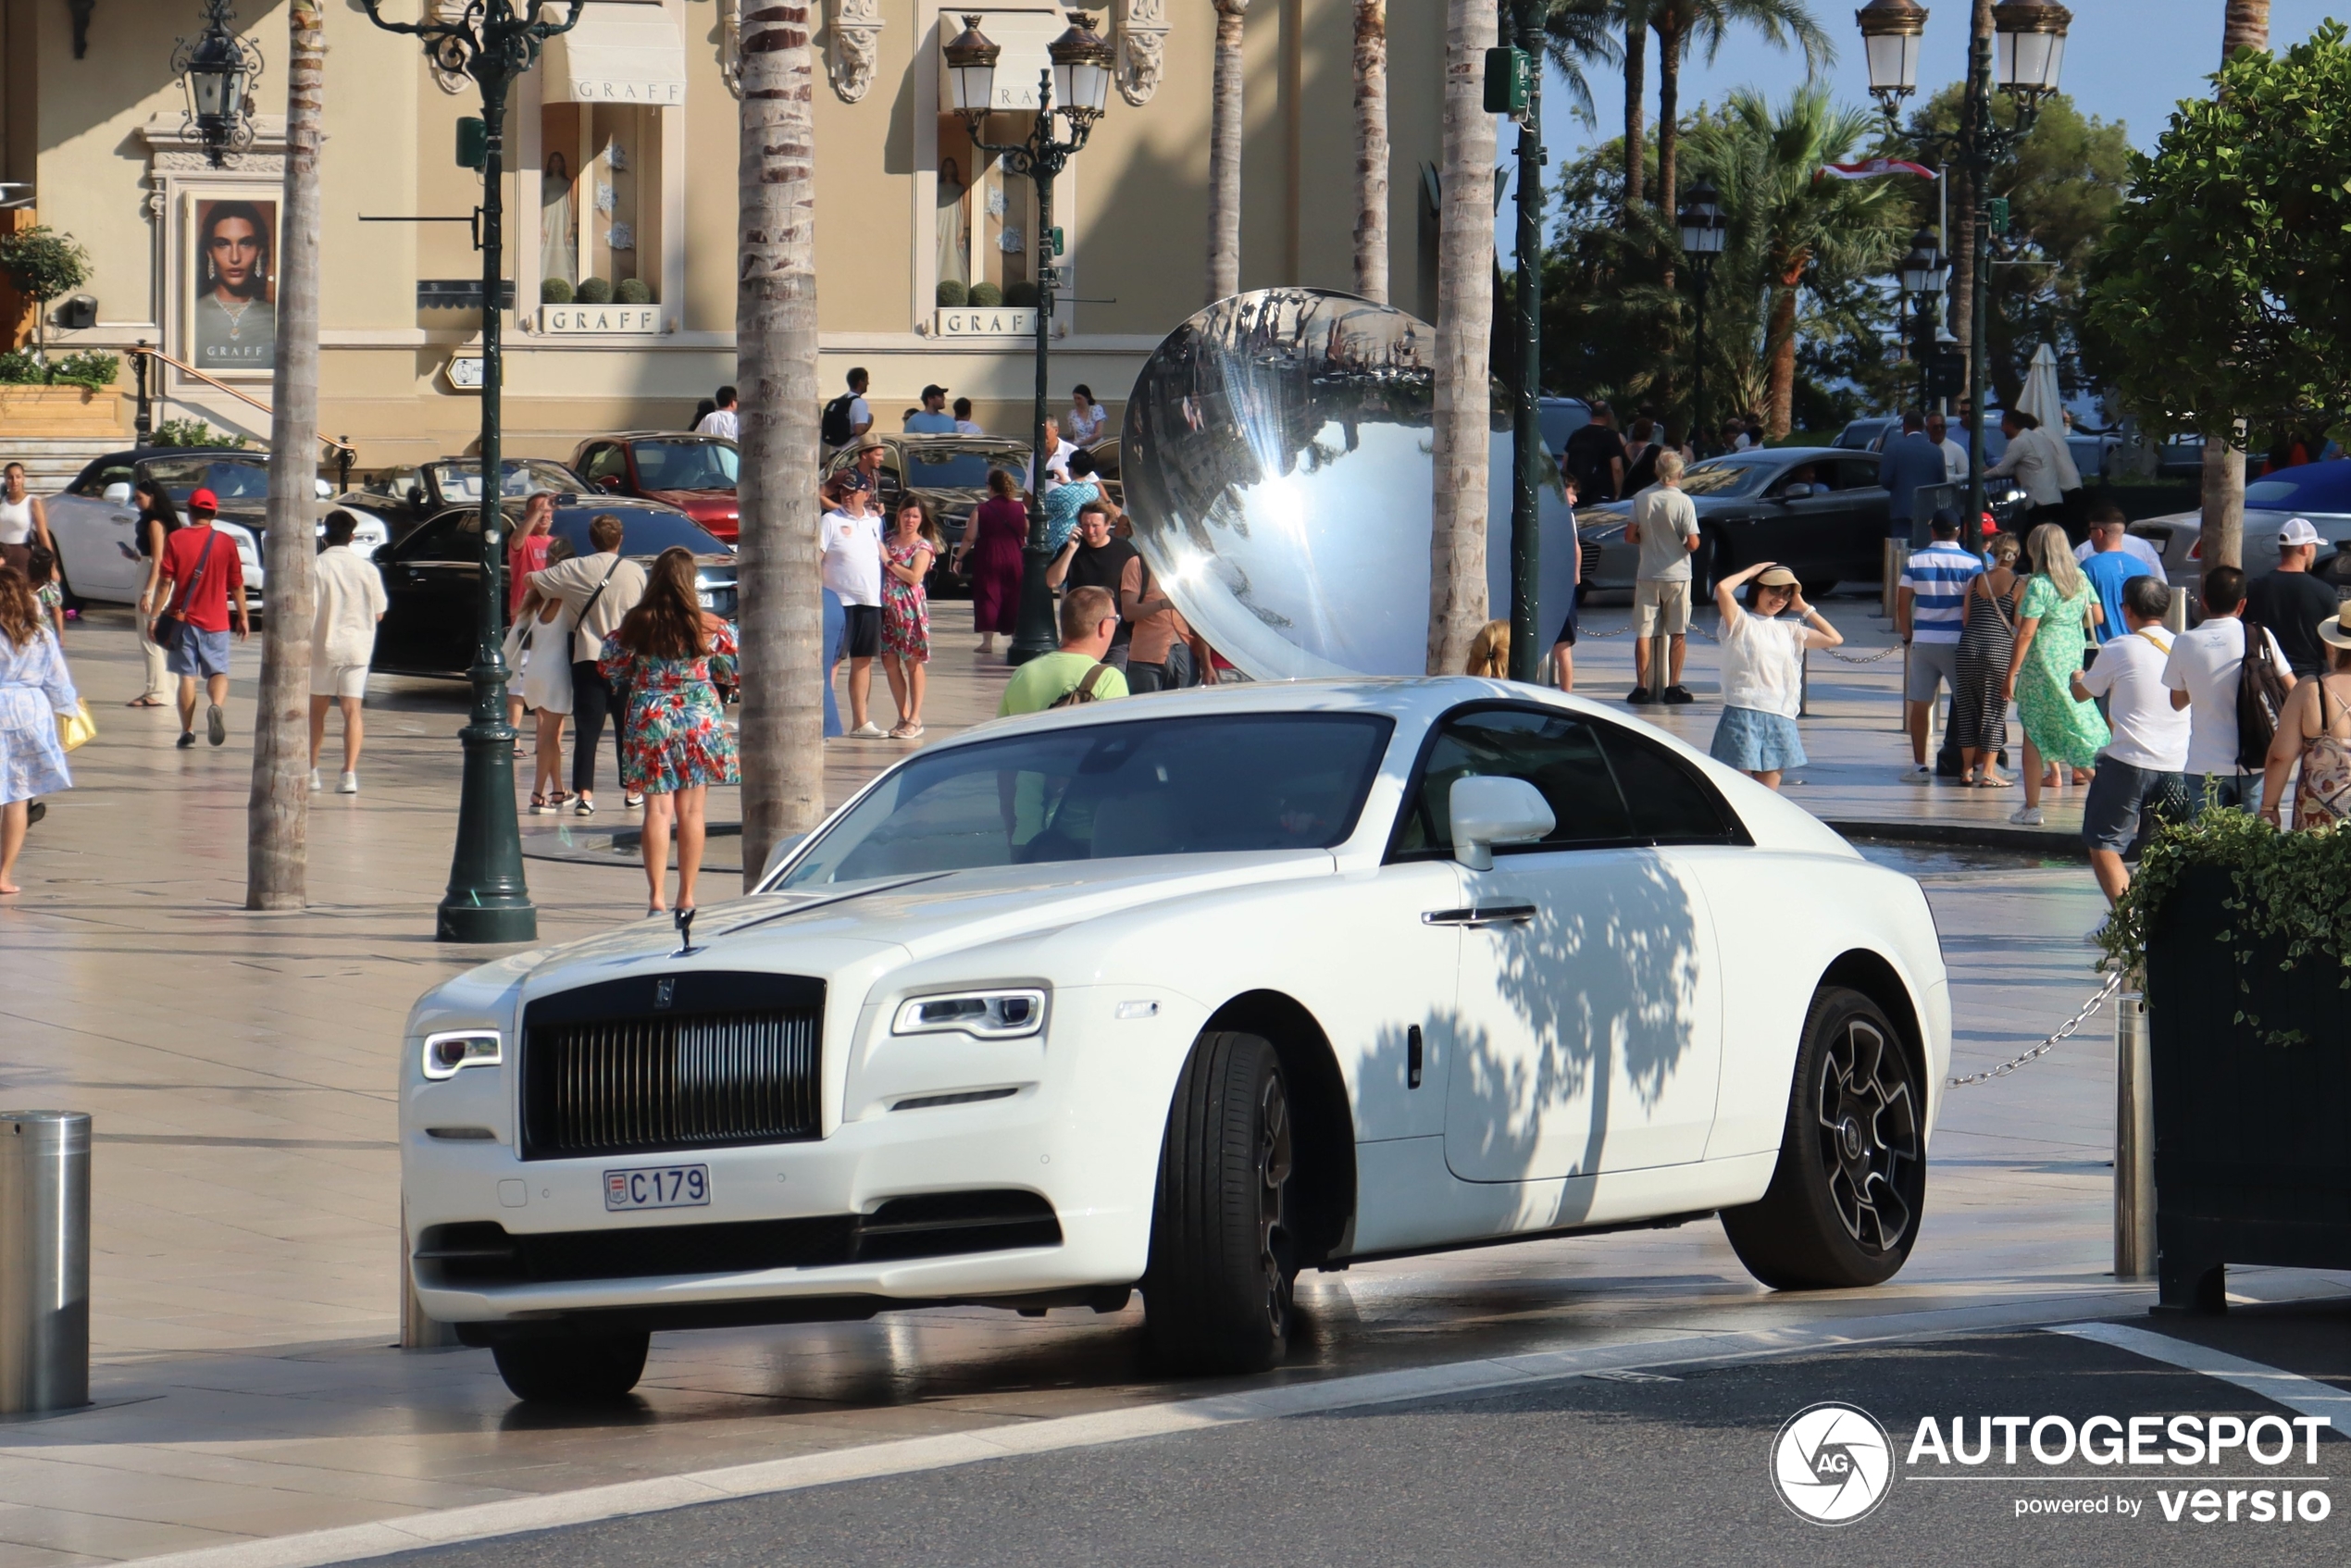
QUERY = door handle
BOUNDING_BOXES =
[1421,905,1537,927]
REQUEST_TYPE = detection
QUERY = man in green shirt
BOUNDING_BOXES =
[999,587,1130,715]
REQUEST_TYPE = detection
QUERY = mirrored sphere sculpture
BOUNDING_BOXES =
[1119,288,1578,679]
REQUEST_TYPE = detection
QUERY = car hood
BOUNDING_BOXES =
[485,851,1338,1010]
[644,487,738,510]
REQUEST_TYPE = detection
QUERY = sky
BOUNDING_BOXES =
[1500,0,2349,262]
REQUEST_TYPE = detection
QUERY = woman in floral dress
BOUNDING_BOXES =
[600,547,739,917]
[2002,523,2108,827]
[880,497,939,740]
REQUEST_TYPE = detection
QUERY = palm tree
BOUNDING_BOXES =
[1208,0,1249,302]
[2205,0,2270,569]
[246,0,325,911]
[1430,0,1498,674]
[1352,1,1387,303]
[1688,89,1907,437]
[733,3,825,886]
[1650,0,1832,249]
[1543,3,1632,217]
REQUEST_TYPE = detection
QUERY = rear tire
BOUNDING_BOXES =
[490,1327,650,1402]
[1721,987,1924,1290]
[1143,1030,1298,1375]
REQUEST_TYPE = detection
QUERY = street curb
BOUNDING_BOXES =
[1825,818,2087,860]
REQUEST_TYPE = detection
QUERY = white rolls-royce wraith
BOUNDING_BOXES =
[402,678,1948,1401]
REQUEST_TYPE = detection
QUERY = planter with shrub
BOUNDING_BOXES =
[615,278,653,305]
[542,277,575,305]
[966,280,1003,307]
[2099,812,2351,1312]
[1002,280,1039,308]
[574,276,613,305]
[937,280,968,307]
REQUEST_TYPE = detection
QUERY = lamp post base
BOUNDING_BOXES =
[435,708,537,945]
[1006,541,1061,666]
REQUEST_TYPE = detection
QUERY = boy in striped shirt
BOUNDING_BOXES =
[1897,510,1984,778]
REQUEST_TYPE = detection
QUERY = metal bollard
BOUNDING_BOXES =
[2113,989,2156,1281]
[2164,590,2189,634]
[1647,628,1673,703]
[0,1112,90,1412]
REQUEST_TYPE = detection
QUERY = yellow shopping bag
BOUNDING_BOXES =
[56,701,96,753]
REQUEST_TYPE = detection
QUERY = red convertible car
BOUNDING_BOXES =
[570,432,740,542]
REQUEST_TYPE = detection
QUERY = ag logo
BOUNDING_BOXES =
[1771,1401,1894,1525]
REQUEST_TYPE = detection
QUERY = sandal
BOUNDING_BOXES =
[1976,773,2014,788]
[125,695,166,708]
[529,792,553,815]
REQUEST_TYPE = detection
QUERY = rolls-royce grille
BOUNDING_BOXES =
[520,972,826,1161]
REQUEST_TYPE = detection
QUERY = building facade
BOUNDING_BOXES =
[0,0,1449,472]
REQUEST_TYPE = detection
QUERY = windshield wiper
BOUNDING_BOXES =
[715,872,952,938]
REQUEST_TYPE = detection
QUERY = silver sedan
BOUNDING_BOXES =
[2127,458,2351,594]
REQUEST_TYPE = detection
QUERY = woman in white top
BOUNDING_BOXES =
[1065,384,1108,444]
[0,463,55,579]
[1708,561,1844,790]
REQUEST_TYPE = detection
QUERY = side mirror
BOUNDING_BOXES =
[758,833,807,886]
[598,475,625,492]
[1448,777,1555,872]
[103,482,133,504]
[406,485,426,507]
[1779,482,1816,502]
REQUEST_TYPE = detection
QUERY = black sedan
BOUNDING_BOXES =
[1577,448,1892,601]
[342,456,593,544]
[821,433,1036,597]
[371,502,736,678]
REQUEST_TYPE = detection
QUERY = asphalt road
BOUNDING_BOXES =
[373,1296,2350,1568]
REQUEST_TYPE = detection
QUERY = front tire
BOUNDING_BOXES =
[490,1326,650,1402]
[1143,1030,1298,1375]
[1722,987,1924,1290]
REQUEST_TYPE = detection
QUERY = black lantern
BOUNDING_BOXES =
[1898,228,1948,296]
[173,0,264,168]
[1676,176,1728,259]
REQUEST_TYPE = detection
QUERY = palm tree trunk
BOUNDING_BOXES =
[2204,0,2269,569]
[1430,0,1497,675]
[1351,1,1388,303]
[245,0,323,911]
[1622,17,1647,222]
[1948,0,1993,358]
[735,3,825,887]
[1654,11,1682,286]
[1763,263,1803,440]
[1208,0,1249,302]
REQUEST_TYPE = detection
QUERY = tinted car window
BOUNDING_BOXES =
[73,461,137,496]
[777,714,1394,886]
[2244,458,2351,514]
[1678,458,1776,497]
[631,441,737,490]
[1394,708,1636,857]
[1835,456,1882,491]
[143,457,269,504]
[579,445,628,484]
[1594,725,1743,845]
[402,511,483,564]
[546,510,729,558]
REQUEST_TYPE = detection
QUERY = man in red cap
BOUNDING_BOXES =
[151,486,250,747]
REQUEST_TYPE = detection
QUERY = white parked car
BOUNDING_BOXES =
[44,447,383,609]
[402,679,1950,1400]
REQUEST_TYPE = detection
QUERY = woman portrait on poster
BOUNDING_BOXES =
[193,199,277,372]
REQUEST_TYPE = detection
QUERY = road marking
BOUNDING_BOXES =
[124,1288,2163,1568]
[2048,1321,2351,1436]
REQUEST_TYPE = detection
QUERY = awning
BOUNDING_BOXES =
[937,7,1065,113]
[543,2,687,106]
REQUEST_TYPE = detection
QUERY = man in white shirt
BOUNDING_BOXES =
[1925,411,1969,482]
[1029,415,1076,493]
[1987,409,2081,524]
[820,477,886,737]
[307,512,389,793]
[952,396,984,436]
[2074,575,2192,903]
[2161,565,2293,816]
[693,386,740,441]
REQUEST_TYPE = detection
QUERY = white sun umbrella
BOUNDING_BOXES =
[2014,342,2064,428]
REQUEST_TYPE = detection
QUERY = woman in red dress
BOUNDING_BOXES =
[957,467,1028,658]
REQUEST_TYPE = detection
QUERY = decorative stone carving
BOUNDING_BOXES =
[826,0,886,104]
[426,0,470,94]
[1116,0,1171,106]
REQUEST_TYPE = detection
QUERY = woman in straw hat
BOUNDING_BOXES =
[1708,561,1843,790]
[2260,603,2351,829]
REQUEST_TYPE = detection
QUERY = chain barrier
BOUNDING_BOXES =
[1945,973,2124,1088]
[1822,644,1904,665]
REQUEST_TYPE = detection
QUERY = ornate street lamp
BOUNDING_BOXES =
[1676,176,1727,455]
[172,0,264,168]
[359,0,587,944]
[1897,228,1947,298]
[951,13,1115,665]
[1897,227,1949,407]
[1856,0,2069,536]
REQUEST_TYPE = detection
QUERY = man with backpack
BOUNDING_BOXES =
[819,367,873,449]
[998,587,1128,715]
[2161,565,2294,816]
[2073,576,2191,905]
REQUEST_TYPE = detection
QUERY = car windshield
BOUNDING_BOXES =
[1677,457,1778,497]
[901,441,1023,490]
[142,457,270,505]
[631,440,739,491]
[429,460,583,502]
[775,713,1395,888]
[546,510,731,558]
[2244,459,2351,514]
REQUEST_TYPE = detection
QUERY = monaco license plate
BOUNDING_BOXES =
[603,1164,709,1212]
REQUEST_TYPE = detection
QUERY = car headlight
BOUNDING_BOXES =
[421,1029,503,1079]
[891,990,1046,1039]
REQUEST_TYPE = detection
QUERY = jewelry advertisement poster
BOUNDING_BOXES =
[189,193,280,377]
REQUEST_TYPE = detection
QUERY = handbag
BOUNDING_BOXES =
[57,700,96,753]
[149,529,219,646]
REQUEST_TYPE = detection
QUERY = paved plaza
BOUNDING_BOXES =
[0,593,2336,1566]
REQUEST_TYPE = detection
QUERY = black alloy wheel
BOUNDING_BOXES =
[1722,987,1925,1290]
[1144,1030,1299,1374]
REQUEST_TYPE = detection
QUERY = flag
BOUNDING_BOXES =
[1817,158,1939,181]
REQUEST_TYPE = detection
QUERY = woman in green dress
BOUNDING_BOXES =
[2002,522,2108,826]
